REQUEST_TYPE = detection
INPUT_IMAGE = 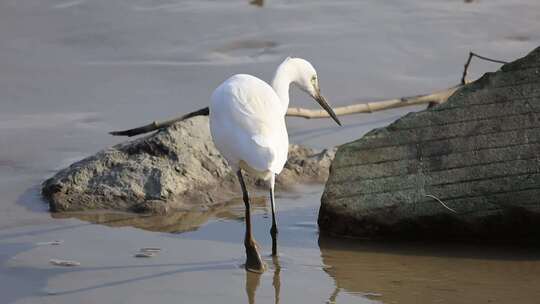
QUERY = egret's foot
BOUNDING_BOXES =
[245,242,266,273]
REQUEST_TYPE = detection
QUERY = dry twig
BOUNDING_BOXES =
[425,194,457,213]
[109,52,507,137]
[109,87,459,137]
[109,107,209,137]
[461,51,509,85]
[286,86,460,119]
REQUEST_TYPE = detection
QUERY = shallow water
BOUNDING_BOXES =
[3,186,540,303]
[1,0,540,303]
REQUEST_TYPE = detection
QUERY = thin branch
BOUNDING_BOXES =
[109,107,209,137]
[286,86,460,119]
[470,52,508,64]
[461,51,509,85]
[425,194,457,213]
[461,52,474,86]
[109,86,460,137]
[110,51,508,137]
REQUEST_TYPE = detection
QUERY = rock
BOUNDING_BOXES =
[319,47,540,241]
[42,116,335,213]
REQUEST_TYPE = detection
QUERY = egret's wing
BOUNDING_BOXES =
[224,76,285,172]
[210,75,288,174]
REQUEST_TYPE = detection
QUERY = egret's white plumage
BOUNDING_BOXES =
[210,74,288,180]
[209,57,340,272]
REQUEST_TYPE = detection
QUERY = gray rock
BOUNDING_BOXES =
[319,47,540,241]
[42,116,335,213]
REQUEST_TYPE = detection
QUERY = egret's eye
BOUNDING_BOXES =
[311,75,317,86]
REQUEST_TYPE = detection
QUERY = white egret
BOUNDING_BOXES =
[210,57,341,272]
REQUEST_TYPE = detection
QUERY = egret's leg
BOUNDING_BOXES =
[237,170,266,273]
[269,174,278,256]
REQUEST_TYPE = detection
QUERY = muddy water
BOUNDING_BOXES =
[320,238,540,303]
[2,0,540,303]
[28,186,539,304]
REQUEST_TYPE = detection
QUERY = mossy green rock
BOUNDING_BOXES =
[319,47,540,241]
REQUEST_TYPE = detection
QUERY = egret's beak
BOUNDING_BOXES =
[313,91,342,126]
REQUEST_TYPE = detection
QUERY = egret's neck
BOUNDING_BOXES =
[271,63,295,115]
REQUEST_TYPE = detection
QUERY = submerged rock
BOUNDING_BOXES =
[319,47,540,241]
[42,116,334,213]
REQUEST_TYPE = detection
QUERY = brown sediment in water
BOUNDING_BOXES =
[319,236,540,304]
[50,188,540,304]
[5,181,540,304]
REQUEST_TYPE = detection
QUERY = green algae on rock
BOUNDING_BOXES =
[319,47,540,241]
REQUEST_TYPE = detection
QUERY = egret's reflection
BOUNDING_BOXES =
[245,270,261,304]
[245,255,281,304]
[271,256,281,304]
[51,196,268,233]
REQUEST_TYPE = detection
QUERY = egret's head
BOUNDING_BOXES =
[287,57,341,126]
